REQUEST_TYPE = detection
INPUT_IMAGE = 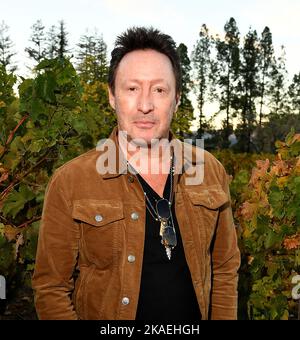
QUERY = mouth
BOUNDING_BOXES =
[133,121,156,129]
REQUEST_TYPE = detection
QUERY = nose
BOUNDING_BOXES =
[137,91,154,114]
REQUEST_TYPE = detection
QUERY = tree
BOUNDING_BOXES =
[76,31,108,83]
[288,72,300,115]
[76,31,112,144]
[192,24,215,137]
[25,20,47,64]
[94,34,108,83]
[77,33,96,82]
[235,28,260,152]
[46,25,58,59]
[171,43,194,139]
[0,64,17,144]
[257,27,275,126]
[215,17,240,147]
[0,21,16,72]
[177,43,192,108]
[57,20,69,59]
[268,46,288,116]
[81,81,116,144]
[46,21,70,59]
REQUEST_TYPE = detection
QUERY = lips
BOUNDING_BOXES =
[133,121,156,129]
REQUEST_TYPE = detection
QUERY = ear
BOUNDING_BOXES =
[108,87,116,110]
[174,93,181,112]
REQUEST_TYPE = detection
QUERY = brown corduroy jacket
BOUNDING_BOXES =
[32,127,240,320]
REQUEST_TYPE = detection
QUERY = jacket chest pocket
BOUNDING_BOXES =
[185,185,229,247]
[72,199,124,268]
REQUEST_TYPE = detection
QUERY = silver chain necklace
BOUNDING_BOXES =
[128,155,177,260]
[142,155,174,218]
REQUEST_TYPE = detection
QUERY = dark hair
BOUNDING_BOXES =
[108,26,182,95]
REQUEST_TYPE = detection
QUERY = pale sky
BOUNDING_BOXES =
[2,0,300,129]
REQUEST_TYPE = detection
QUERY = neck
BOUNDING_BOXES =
[118,131,172,176]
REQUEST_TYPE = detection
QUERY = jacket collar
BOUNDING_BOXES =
[97,126,202,182]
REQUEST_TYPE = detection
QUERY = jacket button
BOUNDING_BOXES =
[122,297,130,305]
[131,212,139,220]
[128,176,134,183]
[128,255,136,263]
[95,214,103,222]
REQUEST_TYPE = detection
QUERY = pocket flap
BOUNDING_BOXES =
[72,199,124,227]
[186,185,228,209]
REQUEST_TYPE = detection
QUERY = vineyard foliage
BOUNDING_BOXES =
[236,131,300,319]
[213,149,275,211]
[0,58,299,319]
[0,58,115,285]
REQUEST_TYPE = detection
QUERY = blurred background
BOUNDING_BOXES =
[0,0,299,320]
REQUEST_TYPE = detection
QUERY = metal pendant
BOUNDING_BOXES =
[161,225,177,248]
[159,218,168,236]
[165,246,172,260]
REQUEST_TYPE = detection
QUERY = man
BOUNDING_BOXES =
[32,26,240,320]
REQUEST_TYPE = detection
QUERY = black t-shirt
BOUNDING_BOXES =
[135,171,202,321]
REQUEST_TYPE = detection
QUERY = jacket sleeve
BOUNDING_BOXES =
[210,164,241,320]
[32,169,79,320]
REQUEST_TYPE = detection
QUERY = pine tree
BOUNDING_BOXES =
[0,21,16,72]
[215,17,240,147]
[46,25,58,59]
[46,21,70,59]
[76,32,96,82]
[177,43,192,108]
[94,34,108,82]
[288,72,300,115]
[77,31,112,139]
[235,28,260,152]
[257,26,275,126]
[171,43,194,139]
[57,20,69,59]
[76,31,108,83]
[192,24,214,137]
[25,19,47,63]
[269,46,288,116]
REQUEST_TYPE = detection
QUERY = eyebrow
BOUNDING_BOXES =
[124,79,169,85]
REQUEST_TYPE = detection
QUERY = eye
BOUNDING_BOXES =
[155,88,165,93]
[128,87,137,92]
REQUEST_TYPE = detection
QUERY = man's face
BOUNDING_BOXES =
[108,49,180,144]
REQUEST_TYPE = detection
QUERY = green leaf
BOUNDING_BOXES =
[3,151,22,171]
[35,58,56,71]
[269,186,285,218]
[35,192,45,203]
[0,240,15,277]
[0,223,4,237]
[267,262,280,278]
[18,79,33,113]
[26,263,35,271]
[36,72,57,103]
[28,139,45,153]
[290,141,300,157]
[56,62,77,86]
[2,185,36,218]
[19,221,40,262]
[285,128,295,146]
[256,215,270,236]
[30,98,45,120]
[72,118,87,134]
[264,229,281,249]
